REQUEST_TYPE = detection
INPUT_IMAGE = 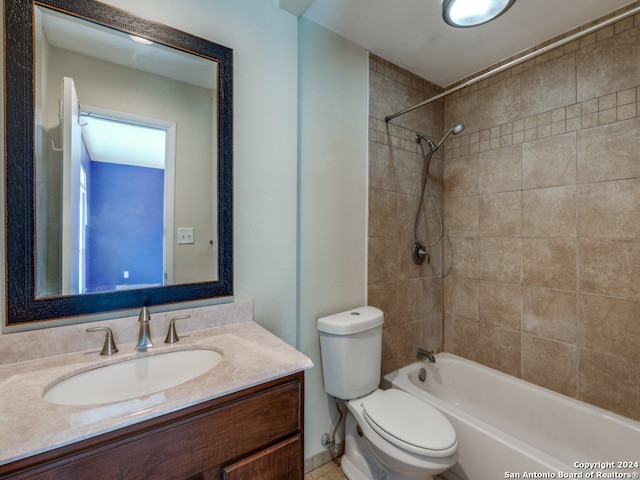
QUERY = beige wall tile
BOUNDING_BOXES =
[423,275,444,316]
[444,195,478,237]
[522,132,577,189]
[577,117,640,183]
[395,277,427,324]
[477,75,522,128]
[579,349,640,421]
[479,192,522,237]
[478,324,521,377]
[578,178,640,238]
[368,236,398,284]
[579,239,640,300]
[578,294,640,361]
[382,320,426,376]
[368,282,401,327]
[445,91,478,134]
[397,149,424,195]
[369,141,399,191]
[369,189,398,237]
[423,314,444,353]
[478,145,522,194]
[397,193,421,238]
[577,27,640,102]
[523,238,577,290]
[478,280,522,330]
[522,335,578,397]
[444,236,477,278]
[522,54,577,117]
[522,185,577,238]
[444,315,478,360]
[522,286,577,343]
[444,275,478,321]
[478,237,522,283]
[444,153,478,197]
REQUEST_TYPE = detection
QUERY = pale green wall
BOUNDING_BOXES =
[298,17,369,459]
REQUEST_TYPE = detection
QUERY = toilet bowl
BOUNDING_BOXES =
[342,389,457,480]
[317,307,458,480]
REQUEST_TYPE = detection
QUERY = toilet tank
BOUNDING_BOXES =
[317,306,384,400]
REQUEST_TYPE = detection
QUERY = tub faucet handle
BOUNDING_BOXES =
[165,315,190,344]
[86,327,119,355]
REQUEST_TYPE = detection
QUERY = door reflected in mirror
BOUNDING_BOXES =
[34,5,218,298]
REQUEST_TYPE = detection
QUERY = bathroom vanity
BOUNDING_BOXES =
[1,372,303,479]
[0,316,312,480]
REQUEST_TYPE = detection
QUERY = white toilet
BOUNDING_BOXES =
[317,306,457,480]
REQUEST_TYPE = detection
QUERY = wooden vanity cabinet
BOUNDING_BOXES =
[0,372,304,480]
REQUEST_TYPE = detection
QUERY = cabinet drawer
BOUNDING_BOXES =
[222,434,302,480]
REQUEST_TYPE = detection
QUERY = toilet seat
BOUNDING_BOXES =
[362,389,457,457]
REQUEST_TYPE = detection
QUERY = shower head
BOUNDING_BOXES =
[434,123,465,150]
[451,123,465,134]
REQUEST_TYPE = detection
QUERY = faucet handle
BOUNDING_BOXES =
[165,315,190,344]
[86,327,119,355]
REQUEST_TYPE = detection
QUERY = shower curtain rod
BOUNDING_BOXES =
[385,4,640,123]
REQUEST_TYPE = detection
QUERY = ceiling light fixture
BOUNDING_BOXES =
[129,34,154,45]
[442,0,516,28]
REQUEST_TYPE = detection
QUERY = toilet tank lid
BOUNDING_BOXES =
[317,306,384,335]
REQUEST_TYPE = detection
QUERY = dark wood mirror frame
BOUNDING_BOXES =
[4,0,233,325]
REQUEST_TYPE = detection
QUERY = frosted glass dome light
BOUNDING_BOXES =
[443,0,516,28]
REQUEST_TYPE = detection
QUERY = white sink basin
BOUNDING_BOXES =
[44,349,223,406]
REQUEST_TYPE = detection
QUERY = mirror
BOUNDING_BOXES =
[4,0,233,324]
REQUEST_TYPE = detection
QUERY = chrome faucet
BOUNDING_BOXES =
[416,347,436,363]
[136,306,154,351]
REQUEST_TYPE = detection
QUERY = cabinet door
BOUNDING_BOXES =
[222,435,302,480]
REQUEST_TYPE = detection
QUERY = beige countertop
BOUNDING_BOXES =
[0,320,313,466]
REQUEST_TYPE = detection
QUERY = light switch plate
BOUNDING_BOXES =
[178,227,194,244]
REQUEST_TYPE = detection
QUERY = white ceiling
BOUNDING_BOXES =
[298,0,636,87]
[37,6,216,90]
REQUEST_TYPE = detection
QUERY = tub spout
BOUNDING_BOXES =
[416,347,435,363]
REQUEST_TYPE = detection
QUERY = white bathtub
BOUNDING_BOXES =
[384,353,640,480]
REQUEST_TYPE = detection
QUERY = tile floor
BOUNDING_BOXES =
[305,459,348,480]
[305,459,448,480]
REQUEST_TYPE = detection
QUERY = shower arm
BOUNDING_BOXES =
[384,4,640,123]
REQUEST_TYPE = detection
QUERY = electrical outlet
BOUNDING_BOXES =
[178,227,194,244]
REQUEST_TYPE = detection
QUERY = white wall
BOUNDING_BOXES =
[298,17,368,459]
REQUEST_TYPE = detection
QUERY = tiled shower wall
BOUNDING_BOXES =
[442,9,640,420]
[368,55,445,375]
[369,7,640,421]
